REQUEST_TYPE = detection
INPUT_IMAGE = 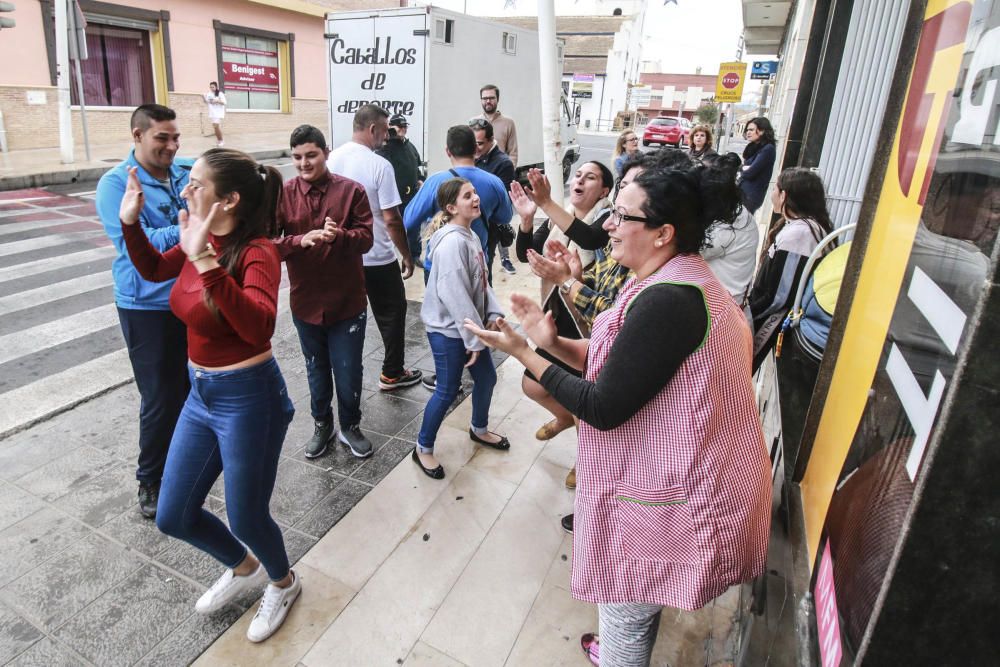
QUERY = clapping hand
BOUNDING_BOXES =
[179,202,220,258]
[463,316,529,357]
[119,167,145,225]
[509,293,557,349]
[301,217,339,248]
[463,294,557,355]
[544,239,583,281]
[526,249,572,285]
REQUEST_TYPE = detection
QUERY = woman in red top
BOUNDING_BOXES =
[119,148,299,643]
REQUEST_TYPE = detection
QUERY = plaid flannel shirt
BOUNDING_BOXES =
[573,246,633,326]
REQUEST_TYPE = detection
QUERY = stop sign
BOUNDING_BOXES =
[722,72,741,89]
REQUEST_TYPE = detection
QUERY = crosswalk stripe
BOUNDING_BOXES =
[0,246,115,284]
[0,272,115,316]
[0,348,133,438]
[0,230,108,257]
[0,303,119,365]
[0,217,102,236]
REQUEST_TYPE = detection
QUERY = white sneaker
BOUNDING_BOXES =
[195,564,268,614]
[247,570,302,643]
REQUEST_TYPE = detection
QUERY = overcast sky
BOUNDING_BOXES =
[426,0,749,75]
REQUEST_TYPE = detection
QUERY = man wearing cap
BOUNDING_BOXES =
[377,114,423,211]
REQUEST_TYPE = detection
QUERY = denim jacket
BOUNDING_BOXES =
[96,151,192,310]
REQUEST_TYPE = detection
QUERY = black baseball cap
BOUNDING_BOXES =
[389,114,409,127]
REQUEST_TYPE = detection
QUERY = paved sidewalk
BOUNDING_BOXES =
[0,299,500,666]
[0,131,295,191]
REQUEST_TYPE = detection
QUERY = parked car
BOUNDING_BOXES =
[642,117,690,148]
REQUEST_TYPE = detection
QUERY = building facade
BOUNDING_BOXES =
[0,0,342,150]
[633,71,718,124]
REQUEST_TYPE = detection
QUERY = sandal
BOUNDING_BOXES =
[469,429,511,451]
[580,633,600,666]
[535,419,573,441]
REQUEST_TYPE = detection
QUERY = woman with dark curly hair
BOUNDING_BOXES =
[467,161,771,667]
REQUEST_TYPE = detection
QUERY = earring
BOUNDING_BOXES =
[223,205,231,211]
[655,241,663,248]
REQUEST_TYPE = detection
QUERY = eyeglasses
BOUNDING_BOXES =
[626,137,639,142]
[481,96,497,102]
[469,119,489,129]
[608,207,651,228]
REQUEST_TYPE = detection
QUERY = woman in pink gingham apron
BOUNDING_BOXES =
[467,163,771,666]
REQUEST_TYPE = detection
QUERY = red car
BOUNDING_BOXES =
[642,117,689,148]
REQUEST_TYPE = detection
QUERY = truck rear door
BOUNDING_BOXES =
[326,11,427,152]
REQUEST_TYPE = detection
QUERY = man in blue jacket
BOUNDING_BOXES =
[96,104,192,519]
[403,125,512,282]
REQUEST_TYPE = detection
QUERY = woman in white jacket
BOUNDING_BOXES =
[415,178,509,479]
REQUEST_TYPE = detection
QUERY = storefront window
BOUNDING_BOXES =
[803,0,998,661]
[70,23,155,107]
[221,32,281,111]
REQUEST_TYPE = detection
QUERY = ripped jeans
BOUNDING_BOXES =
[293,310,366,428]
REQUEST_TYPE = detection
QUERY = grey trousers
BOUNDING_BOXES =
[598,602,664,667]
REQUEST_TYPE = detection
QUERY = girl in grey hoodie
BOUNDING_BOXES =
[414,179,509,479]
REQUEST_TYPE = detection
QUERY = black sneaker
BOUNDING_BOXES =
[338,424,374,458]
[379,369,423,391]
[305,420,334,459]
[421,374,437,391]
[560,513,574,534]
[138,481,159,519]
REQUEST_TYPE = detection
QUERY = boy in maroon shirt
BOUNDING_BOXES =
[274,125,375,459]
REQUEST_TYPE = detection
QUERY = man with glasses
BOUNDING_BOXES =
[472,84,518,166]
[470,118,517,277]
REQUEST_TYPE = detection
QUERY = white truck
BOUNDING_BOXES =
[325,6,581,181]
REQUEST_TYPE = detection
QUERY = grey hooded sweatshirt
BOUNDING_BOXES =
[421,224,504,351]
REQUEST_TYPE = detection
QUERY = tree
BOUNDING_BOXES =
[695,101,720,125]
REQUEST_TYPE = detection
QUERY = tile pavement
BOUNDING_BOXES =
[0,301,505,666]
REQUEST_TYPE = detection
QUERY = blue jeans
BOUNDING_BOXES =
[117,307,189,483]
[417,332,496,453]
[156,357,295,581]
[293,311,366,427]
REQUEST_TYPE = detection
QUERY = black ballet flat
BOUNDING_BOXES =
[411,448,445,479]
[469,429,511,451]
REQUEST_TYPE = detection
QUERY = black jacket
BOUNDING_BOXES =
[377,138,422,206]
[475,143,516,192]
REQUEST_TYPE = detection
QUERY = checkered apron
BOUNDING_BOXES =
[571,254,771,610]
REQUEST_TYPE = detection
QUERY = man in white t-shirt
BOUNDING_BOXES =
[328,104,422,391]
[204,82,226,147]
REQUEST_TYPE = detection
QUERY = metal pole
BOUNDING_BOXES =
[55,0,74,163]
[68,2,91,162]
[537,0,563,208]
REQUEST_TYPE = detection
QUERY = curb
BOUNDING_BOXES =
[0,147,292,191]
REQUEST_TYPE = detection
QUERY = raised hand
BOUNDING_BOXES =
[179,202,220,257]
[509,180,538,223]
[510,293,557,349]
[119,166,145,225]
[525,168,553,207]
[463,316,530,357]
